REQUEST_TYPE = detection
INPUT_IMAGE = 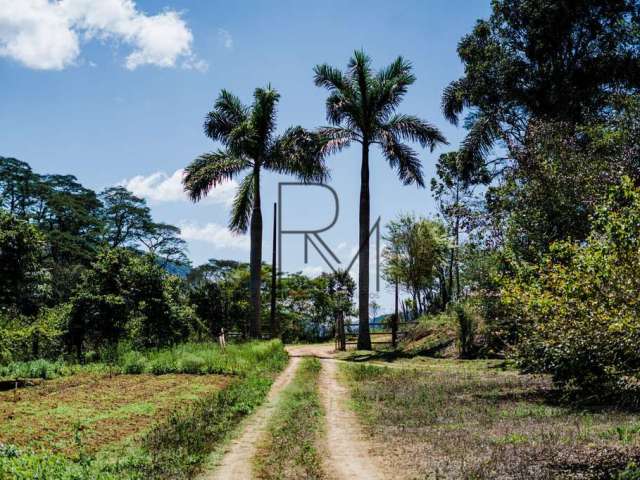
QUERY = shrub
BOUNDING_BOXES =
[0,359,67,380]
[121,351,148,374]
[455,303,477,359]
[505,178,640,401]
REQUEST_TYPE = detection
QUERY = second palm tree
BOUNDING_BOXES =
[314,51,447,349]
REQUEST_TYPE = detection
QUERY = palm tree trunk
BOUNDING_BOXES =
[249,168,262,339]
[358,141,372,350]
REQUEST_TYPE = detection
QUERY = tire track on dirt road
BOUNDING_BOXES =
[198,355,301,480]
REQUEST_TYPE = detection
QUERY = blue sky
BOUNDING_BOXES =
[0,0,491,311]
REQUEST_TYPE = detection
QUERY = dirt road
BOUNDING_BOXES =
[198,356,301,480]
[200,344,386,480]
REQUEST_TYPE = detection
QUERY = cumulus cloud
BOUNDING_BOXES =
[217,28,232,49]
[179,222,249,250]
[121,169,237,206]
[0,0,204,70]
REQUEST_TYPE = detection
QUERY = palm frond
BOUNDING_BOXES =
[441,79,469,126]
[267,127,330,183]
[325,91,363,127]
[317,127,357,156]
[313,64,350,92]
[251,86,280,148]
[379,114,447,151]
[349,50,373,110]
[371,56,416,119]
[204,90,248,141]
[458,112,500,180]
[379,132,425,187]
[229,172,254,234]
[183,151,248,202]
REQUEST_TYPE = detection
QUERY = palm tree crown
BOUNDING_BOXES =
[183,85,327,338]
[314,50,447,184]
[314,51,447,349]
[185,86,327,233]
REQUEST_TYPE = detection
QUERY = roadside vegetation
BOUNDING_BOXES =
[254,358,325,480]
[0,340,287,480]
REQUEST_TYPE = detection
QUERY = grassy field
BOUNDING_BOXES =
[341,358,640,480]
[0,341,274,382]
[254,357,325,480]
[0,372,228,456]
[0,340,288,480]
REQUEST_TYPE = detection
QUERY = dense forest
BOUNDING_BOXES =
[0,157,357,365]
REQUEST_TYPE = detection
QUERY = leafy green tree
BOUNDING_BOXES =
[0,157,41,217]
[183,86,327,338]
[0,210,49,315]
[39,174,104,264]
[138,222,189,267]
[326,269,356,318]
[488,100,640,261]
[187,259,242,285]
[382,214,449,316]
[67,248,199,359]
[431,151,487,298]
[507,177,640,399]
[314,51,447,349]
[189,281,227,337]
[100,186,152,248]
[442,0,640,178]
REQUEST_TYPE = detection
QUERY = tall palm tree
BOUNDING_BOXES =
[183,86,327,338]
[314,51,447,349]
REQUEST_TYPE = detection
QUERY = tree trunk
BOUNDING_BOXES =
[358,141,372,350]
[249,168,263,339]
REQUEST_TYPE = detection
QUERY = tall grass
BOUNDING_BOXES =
[0,340,285,380]
[127,340,289,479]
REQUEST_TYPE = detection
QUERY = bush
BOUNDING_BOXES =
[455,303,477,359]
[0,359,67,380]
[505,178,640,401]
[121,351,148,374]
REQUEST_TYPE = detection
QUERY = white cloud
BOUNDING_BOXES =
[121,169,237,206]
[300,265,324,278]
[0,0,204,70]
[179,222,249,250]
[217,28,232,49]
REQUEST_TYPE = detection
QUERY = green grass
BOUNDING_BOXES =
[0,359,108,381]
[0,341,281,381]
[254,358,325,480]
[340,358,640,479]
[0,340,289,480]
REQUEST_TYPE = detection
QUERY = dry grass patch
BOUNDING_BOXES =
[341,358,640,479]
